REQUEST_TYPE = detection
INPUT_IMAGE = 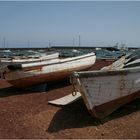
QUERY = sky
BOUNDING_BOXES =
[0,1,140,48]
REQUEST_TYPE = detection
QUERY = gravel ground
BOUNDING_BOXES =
[0,59,139,139]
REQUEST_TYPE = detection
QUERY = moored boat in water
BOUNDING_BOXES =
[71,66,140,119]
[1,52,96,88]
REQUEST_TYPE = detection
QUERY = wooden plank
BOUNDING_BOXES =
[48,92,81,106]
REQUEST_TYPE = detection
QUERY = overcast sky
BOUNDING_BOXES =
[0,1,140,48]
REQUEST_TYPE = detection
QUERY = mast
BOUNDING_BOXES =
[73,38,75,46]
[49,42,51,48]
[7,41,8,48]
[3,37,6,50]
[79,35,81,47]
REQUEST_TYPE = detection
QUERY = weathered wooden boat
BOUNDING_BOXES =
[100,52,139,70]
[124,59,140,68]
[0,52,59,66]
[71,66,140,119]
[1,52,96,88]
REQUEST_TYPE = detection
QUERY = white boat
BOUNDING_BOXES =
[0,52,59,66]
[1,52,96,88]
[71,66,140,119]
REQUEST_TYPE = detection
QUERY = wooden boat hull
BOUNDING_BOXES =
[90,90,140,119]
[72,67,140,119]
[4,53,96,88]
[0,79,12,89]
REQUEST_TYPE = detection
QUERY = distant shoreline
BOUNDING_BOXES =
[0,46,139,51]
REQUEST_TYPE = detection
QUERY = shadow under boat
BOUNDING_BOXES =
[0,82,48,97]
[0,86,31,97]
[0,79,71,98]
[48,98,140,133]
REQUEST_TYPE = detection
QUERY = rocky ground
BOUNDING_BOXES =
[0,59,139,139]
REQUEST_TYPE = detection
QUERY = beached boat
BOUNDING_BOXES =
[0,52,59,66]
[100,52,139,70]
[1,52,96,88]
[101,55,126,70]
[71,66,140,119]
[124,59,140,68]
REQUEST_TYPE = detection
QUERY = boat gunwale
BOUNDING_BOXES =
[23,52,95,66]
[74,66,140,78]
[7,52,96,71]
